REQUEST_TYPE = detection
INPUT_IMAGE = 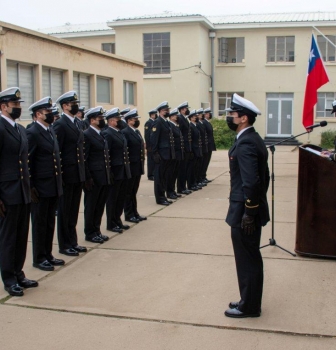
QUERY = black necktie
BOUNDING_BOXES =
[135,129,142,139]
[74,118,80,130]
[14,123,20,134]
[47,128,53,140]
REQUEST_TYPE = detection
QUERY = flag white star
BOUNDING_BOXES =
[309,49,315,62]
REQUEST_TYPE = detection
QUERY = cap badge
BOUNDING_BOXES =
[74,93,78,100]
[15,90,21,98]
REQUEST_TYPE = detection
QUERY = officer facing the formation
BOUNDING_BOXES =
[104,108,131,233]
[202,107,216,183]
[54,91,87,256]
[122,109,146,223]
[224,93,270,318]
[144,108,157,181]
[196,108,208,187]
[166,108,184,199]
[187,109,203,191]
[150,101,175,205]
[176,101,192,195]
[83,107,111,244]
[0,87,38,296]
[27,97,64,271]
[119,107,130,130]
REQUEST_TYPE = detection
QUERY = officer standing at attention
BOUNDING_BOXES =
[27,97,64,271]
[53,91,87,256]
[104,108,131,233]
[196,108,208,188]
[26,112,36,129]
[122,109,146,223]
[76,106,88,130]
[150,101,175,205]
[119,107,130,130]
[187,110,202,191]
[51,104,61,123]
[83,107,111,244]
[144,109,157,181]
[202,108,216,183]
[0,87,38,296]
[224,93,270,318]
[176,101,192,195]
[166,108,183,199]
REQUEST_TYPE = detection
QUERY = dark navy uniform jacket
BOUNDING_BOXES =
[177,114,191,152]
[26,122,63,198]
[53,114,85,184]
[203,119,216,151]
[189,122,202,158]
[0,117,31,205]
[196,121,208,154]
[144,118,154,150]
[226,127,270,228]
[150,116,174,160]
[169,121,184,161]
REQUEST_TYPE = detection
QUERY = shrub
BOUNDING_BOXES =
[320,129,336,149]
[211,118,235,149]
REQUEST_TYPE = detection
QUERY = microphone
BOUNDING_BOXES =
[305,121,328,129]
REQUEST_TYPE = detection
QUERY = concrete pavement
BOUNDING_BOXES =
[1,147,335,349]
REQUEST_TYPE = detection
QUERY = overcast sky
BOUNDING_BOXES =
[1,0,335,30]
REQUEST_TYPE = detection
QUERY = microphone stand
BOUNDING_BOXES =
[260,129,314,256]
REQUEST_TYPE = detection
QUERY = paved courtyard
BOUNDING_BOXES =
[1,147,335,349]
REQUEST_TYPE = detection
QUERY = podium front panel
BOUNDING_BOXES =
[296,145,336,258]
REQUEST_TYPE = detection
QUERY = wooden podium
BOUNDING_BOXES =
[296,144,336,258]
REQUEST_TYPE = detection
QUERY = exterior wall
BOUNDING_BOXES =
[62,34,115,51]
[114,23,211,114]
[214,26,336,144]
[0,23,143,129]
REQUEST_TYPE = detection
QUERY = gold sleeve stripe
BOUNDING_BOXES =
[245,204,259,208]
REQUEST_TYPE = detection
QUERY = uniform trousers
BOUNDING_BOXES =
[106,179,127,229]
[166,159,180,196]
[231,226,263,313]
[147,151,154,178]
[57,182,83,250]
[124,175,141,219]
[0,203,30,287]
[177,159,187,192]
[31,196,58,263]
[199,152,209,182]
[84,184,109,238]
[202,151,212,180]
[154,159,171,203]
[187,156,202,189]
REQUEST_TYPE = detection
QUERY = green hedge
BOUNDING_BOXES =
[211,118,235,149]
[320,129,336,149]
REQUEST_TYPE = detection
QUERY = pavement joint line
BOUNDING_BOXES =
[1,303,334,340]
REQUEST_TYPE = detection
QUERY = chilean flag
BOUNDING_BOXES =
[302,34,329,129]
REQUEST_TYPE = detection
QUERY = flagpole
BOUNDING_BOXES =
[313,26,336,49]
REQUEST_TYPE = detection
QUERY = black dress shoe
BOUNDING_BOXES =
[196,186,203,190]
[205,178,212,183]
[167,199,173,204]
[33,260,54,271]
[48,258,65,266]
[136,215,147,221]
[148,176,154,181]
[98,233,109,241]
[110,227,123,233]
[85,235,104,244]
[224,307,260,318]
[126,217,140,223]
[190,187,198,191]
[229,301,239,309]
[5,284,24,297]
[157,201,170,206]
[120,224,130,230]
[174,193,182,198]
[167,195,178,200]
[181,190,191,195]
[59,248,79,256]
[18,278,39,289]
[72,245,87,253]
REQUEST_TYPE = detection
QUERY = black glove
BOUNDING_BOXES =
[31,187,40,204]
[85,178,94,191]
[241,213,256,235]
[0,199,6,218]
[153,152,161,164]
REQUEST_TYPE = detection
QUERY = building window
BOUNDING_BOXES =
[317,92,336,118]
[143,32,170,74]
[42,68,64,101]
[7,61,35,120]
[218,38,245,63]
[97,77,111,103]
[73,72,90,108]
[123,81,135,105]
[267,36,295,62]
[317,35,336,62]
[218,92,244,116]
[102,43,115,54]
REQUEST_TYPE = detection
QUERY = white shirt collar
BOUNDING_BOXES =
[36,120,48,131]
[130,126,137,132]
[0,114,16,127]
[237,126,253,139]
[90,125,100,134]
[109,126,120,132]
[169,120,177,126]
[63,113,75,123]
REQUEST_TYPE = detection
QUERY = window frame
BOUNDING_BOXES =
[73,72,91,108]
[123,81,136,105]
[317,35,336,62]
[266,36,295,63]
[316,92,336,118]
[96,76,111,104]
[101,43,115,54]
[42,67,64,101]
[218,37,245,64]
[218,92,244,116]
